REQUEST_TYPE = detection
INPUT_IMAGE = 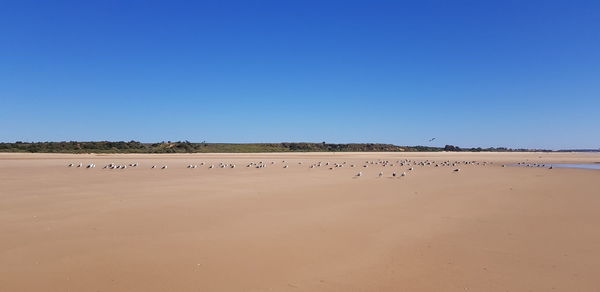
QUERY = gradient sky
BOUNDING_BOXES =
[1,0,599,149]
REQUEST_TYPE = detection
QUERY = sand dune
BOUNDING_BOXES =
[1,152,599,291]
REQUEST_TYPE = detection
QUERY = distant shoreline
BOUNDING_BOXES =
[0,141,561,153]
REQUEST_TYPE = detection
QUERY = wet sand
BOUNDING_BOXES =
[1,152,599,291]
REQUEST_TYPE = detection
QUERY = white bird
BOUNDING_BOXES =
[161,165,168,169]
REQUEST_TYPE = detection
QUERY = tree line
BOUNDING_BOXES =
[0,141,548,153]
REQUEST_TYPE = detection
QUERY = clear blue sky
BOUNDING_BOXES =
[1,0,599,149]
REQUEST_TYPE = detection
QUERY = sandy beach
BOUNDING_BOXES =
[1,152,599,291]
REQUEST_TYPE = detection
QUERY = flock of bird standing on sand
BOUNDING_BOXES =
[514,162,555,169]
[65,159,499,178]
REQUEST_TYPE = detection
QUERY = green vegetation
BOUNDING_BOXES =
[0,141,547,153]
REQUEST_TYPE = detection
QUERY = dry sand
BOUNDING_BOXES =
[1,152,599,291]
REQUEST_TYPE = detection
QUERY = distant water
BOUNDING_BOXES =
[512,163,600,170]
[549,163,600,170]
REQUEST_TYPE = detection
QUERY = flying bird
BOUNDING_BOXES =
[428,137,436,142]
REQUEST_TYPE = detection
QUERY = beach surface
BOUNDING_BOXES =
[1,152,599,291]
